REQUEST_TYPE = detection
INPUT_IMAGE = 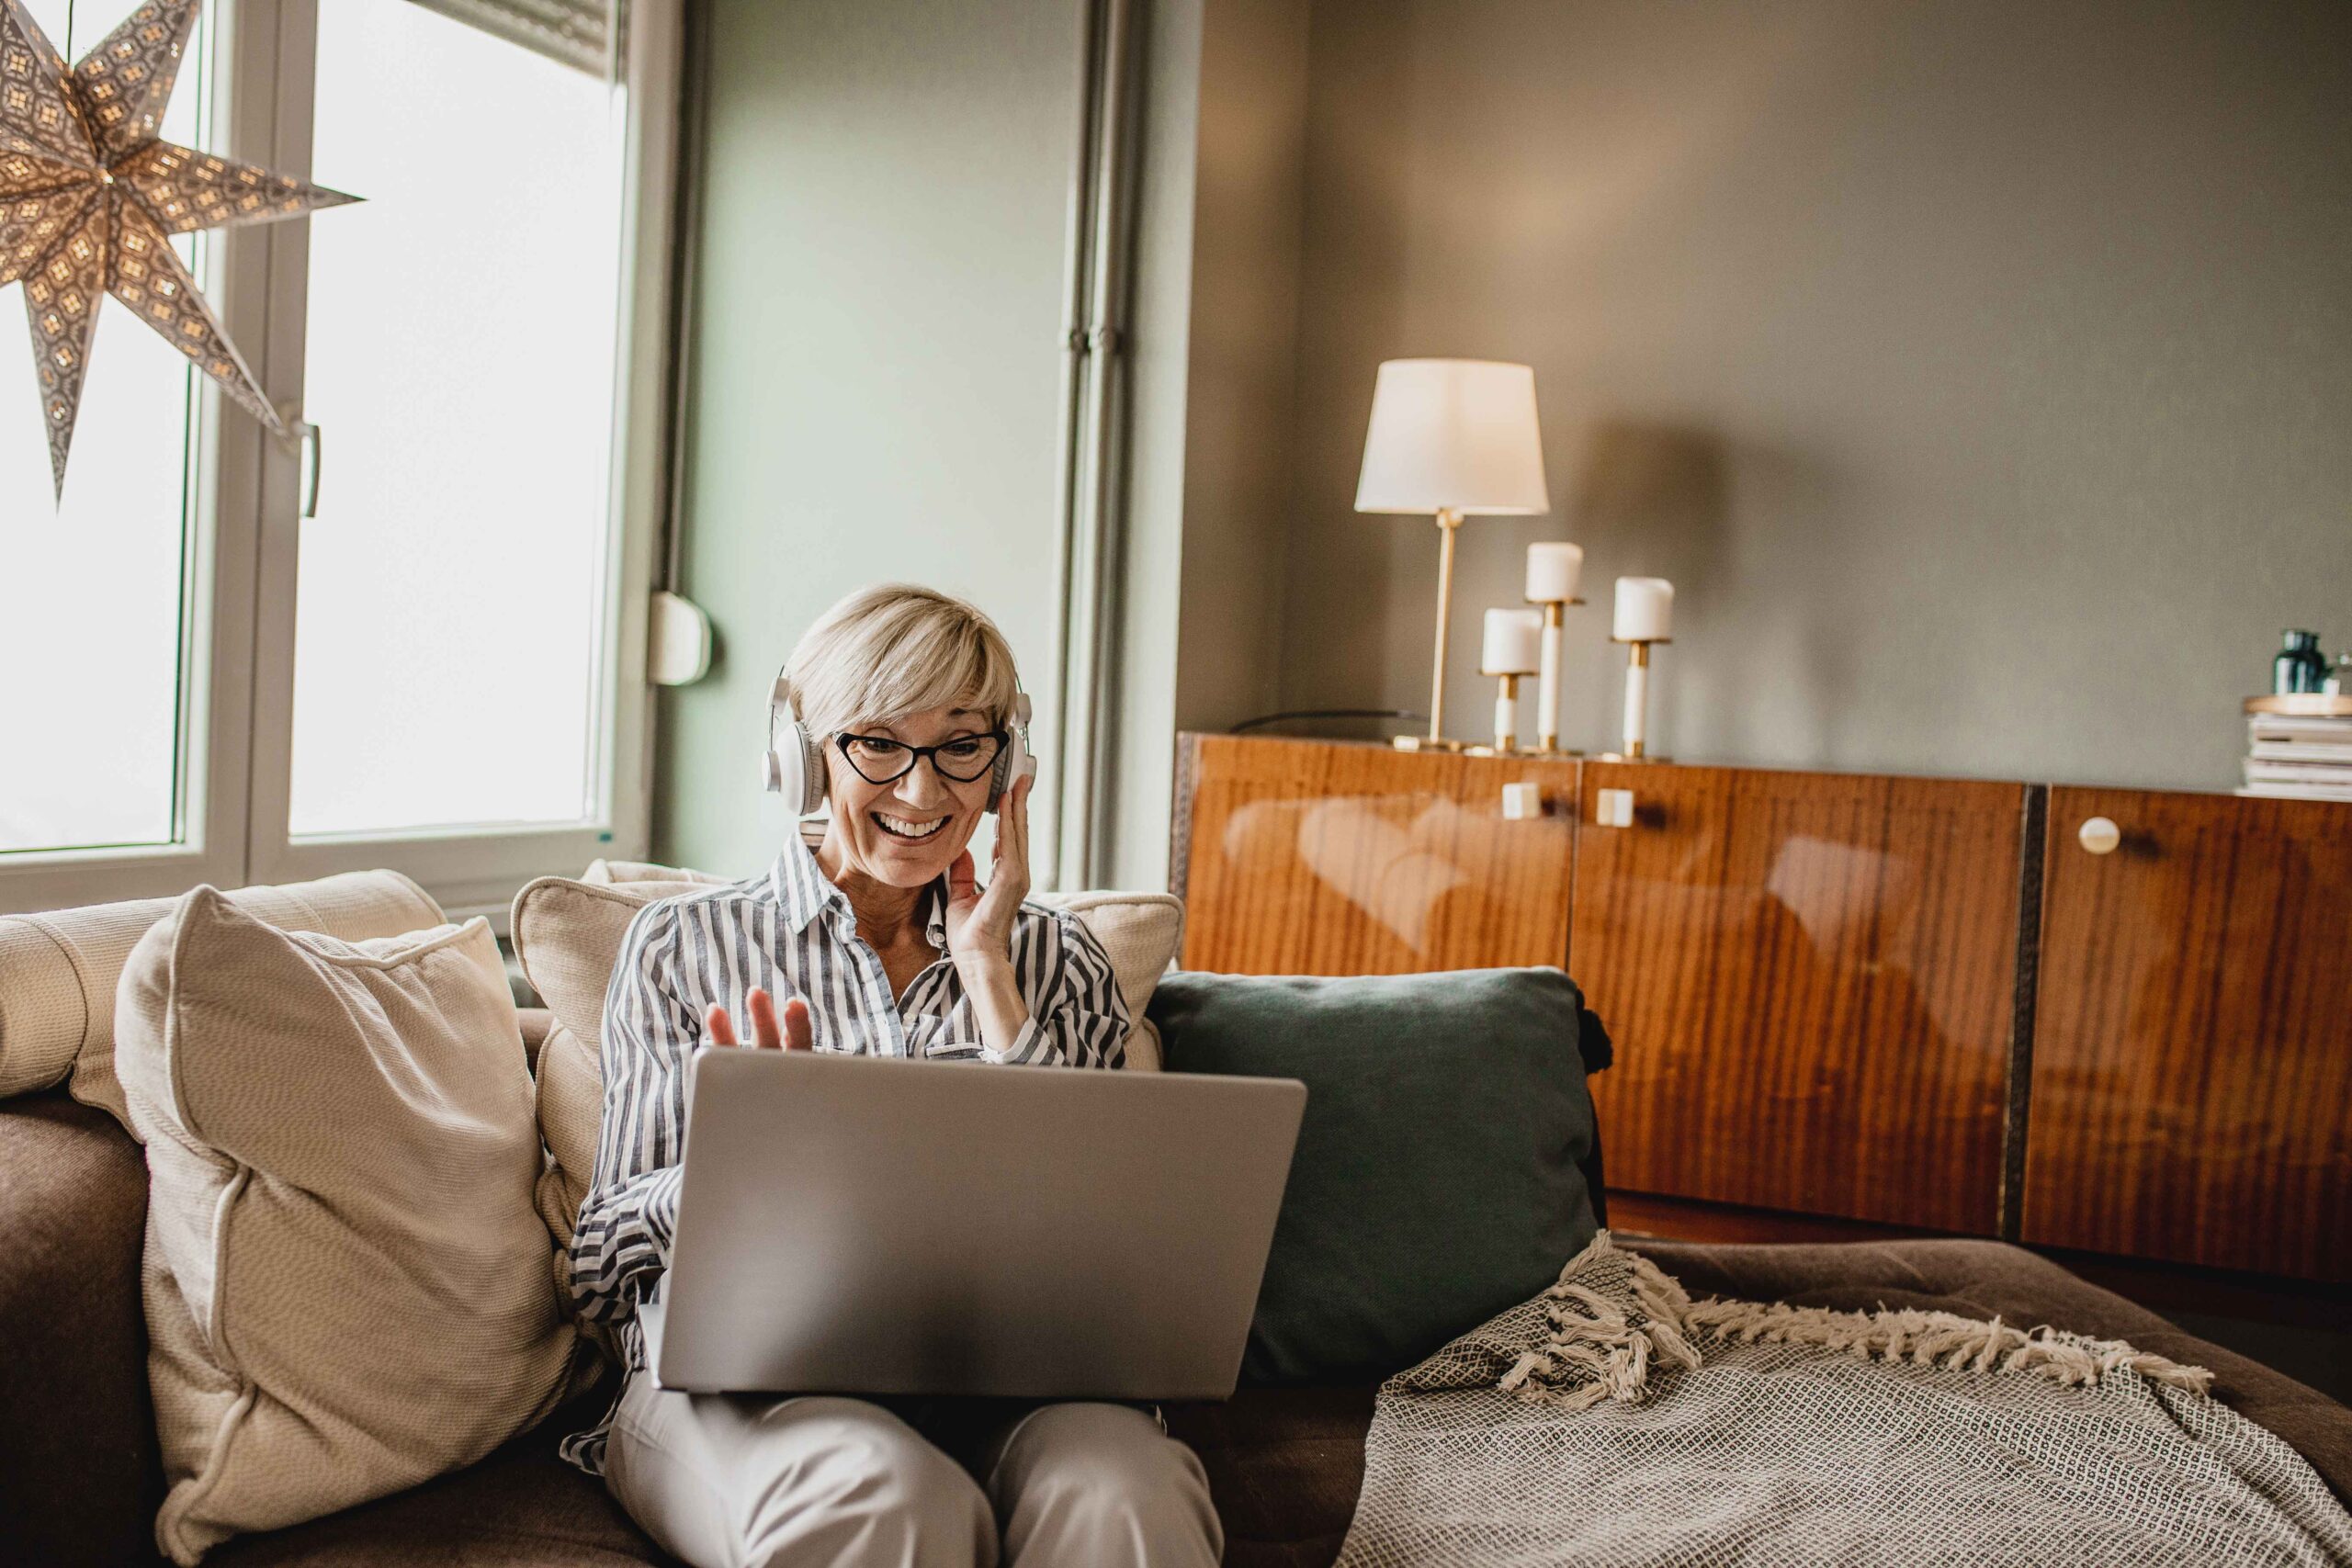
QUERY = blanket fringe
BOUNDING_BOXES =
[1499,1232,1704,1410]
[1503,1232,2213,1410]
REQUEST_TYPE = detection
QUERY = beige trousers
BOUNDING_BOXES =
[605,1372,1225,1568]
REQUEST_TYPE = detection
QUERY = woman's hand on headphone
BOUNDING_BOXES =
[944,772,1033,971]
[705,987,813,1050]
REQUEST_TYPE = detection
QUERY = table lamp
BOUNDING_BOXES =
[1355,359,1550,750]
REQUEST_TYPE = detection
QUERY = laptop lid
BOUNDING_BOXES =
[647,1049,1306,1400]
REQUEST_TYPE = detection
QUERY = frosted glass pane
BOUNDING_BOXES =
[0,1,203,855]
[289,0,628,837]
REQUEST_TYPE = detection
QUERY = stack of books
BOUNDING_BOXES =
[2242,709,2352,801]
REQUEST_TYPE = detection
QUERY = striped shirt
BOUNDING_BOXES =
[559,832,1130,1473]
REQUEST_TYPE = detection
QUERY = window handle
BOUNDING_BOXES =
[299,421,323,518]
[275,404,324,519]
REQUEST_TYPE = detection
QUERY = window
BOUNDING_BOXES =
[0,0,680,917]
[0,0,209,860]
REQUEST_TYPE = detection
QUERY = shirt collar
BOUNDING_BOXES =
[769,829,955,945]
[769,829,850,933]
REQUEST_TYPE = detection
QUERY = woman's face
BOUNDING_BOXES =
[820,704,1001,888]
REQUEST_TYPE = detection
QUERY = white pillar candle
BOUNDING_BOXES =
[1480,607,1543,674]
[1612,576,1674,641]
[1524,541,1584,604]
[1537,609,1564,746]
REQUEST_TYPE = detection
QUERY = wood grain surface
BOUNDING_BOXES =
[1574,763,2025,1234]
[1175,735,1577,975]
[1606,1191,1942,1247]
[2024,788,2352,1281]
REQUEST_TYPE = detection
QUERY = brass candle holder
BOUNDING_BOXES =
[1605,636,1670,761]
[1476,672,1525,754]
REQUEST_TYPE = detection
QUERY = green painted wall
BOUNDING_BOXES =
[653,0,1086,875]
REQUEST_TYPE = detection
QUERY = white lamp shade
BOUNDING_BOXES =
[1353,359,1551,515]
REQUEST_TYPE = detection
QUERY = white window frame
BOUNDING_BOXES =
[0,0,680,920]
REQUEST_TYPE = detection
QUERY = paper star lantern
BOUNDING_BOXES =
[0,0,357,499]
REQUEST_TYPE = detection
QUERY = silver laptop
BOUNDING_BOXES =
[639,1047,1306,1400]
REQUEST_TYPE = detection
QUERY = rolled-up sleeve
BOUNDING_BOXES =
[983,912,1130,1069]
[566,901,701,1327]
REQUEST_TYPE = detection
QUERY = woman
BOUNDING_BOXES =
[561,585,1222,1568]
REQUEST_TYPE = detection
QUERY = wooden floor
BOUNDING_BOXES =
[1608,1191,2352,1405]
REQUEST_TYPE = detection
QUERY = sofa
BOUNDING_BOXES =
[5,878,2348,1568]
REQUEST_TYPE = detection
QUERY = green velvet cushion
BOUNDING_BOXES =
[1148,966,1598,1385]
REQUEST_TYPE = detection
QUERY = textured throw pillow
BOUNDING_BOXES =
[510,874,690,1056]
[0,869,442,1123]
[1148,966,1599,1385]
[117,888,578,1565]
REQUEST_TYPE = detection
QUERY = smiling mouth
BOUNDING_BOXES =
[873,811,948,841]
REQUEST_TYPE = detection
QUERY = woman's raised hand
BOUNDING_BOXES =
[943,773,1033,971]
[705,987,813,1050]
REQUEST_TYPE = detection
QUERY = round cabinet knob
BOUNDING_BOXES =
[2077,817,2121,855]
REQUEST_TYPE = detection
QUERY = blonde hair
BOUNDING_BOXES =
[784,583,1020,741]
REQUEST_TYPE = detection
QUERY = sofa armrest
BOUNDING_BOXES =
[0,1092,159,1568]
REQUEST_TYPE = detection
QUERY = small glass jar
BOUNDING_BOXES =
[2274,630,2326,695]
[2326,653,2352,697]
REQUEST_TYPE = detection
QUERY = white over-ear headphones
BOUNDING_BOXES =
[763,668,1035,818]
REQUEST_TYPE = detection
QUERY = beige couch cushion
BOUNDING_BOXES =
[1028,889,1183,1067]
[511,875,699,1057]
[116,888,577,1565]
[582,857,729,887]
[510,875,706,1276]
[0,870,442,1125]
[534,1021,604,1255]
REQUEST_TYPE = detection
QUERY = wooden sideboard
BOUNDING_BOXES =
[2024,787,2352,1280]
[1171,734,2352,1283]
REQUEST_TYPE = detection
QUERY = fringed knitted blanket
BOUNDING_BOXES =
[1336,1232,2352,1567]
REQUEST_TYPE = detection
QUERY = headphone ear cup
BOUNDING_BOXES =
[768,724,804,808]
[797,724,828,817]
[990,693,1034,813]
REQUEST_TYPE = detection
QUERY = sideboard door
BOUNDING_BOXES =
[2024,788,2352,1281]
[1574,764,2025,1234]
[1175,735,1577,975]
